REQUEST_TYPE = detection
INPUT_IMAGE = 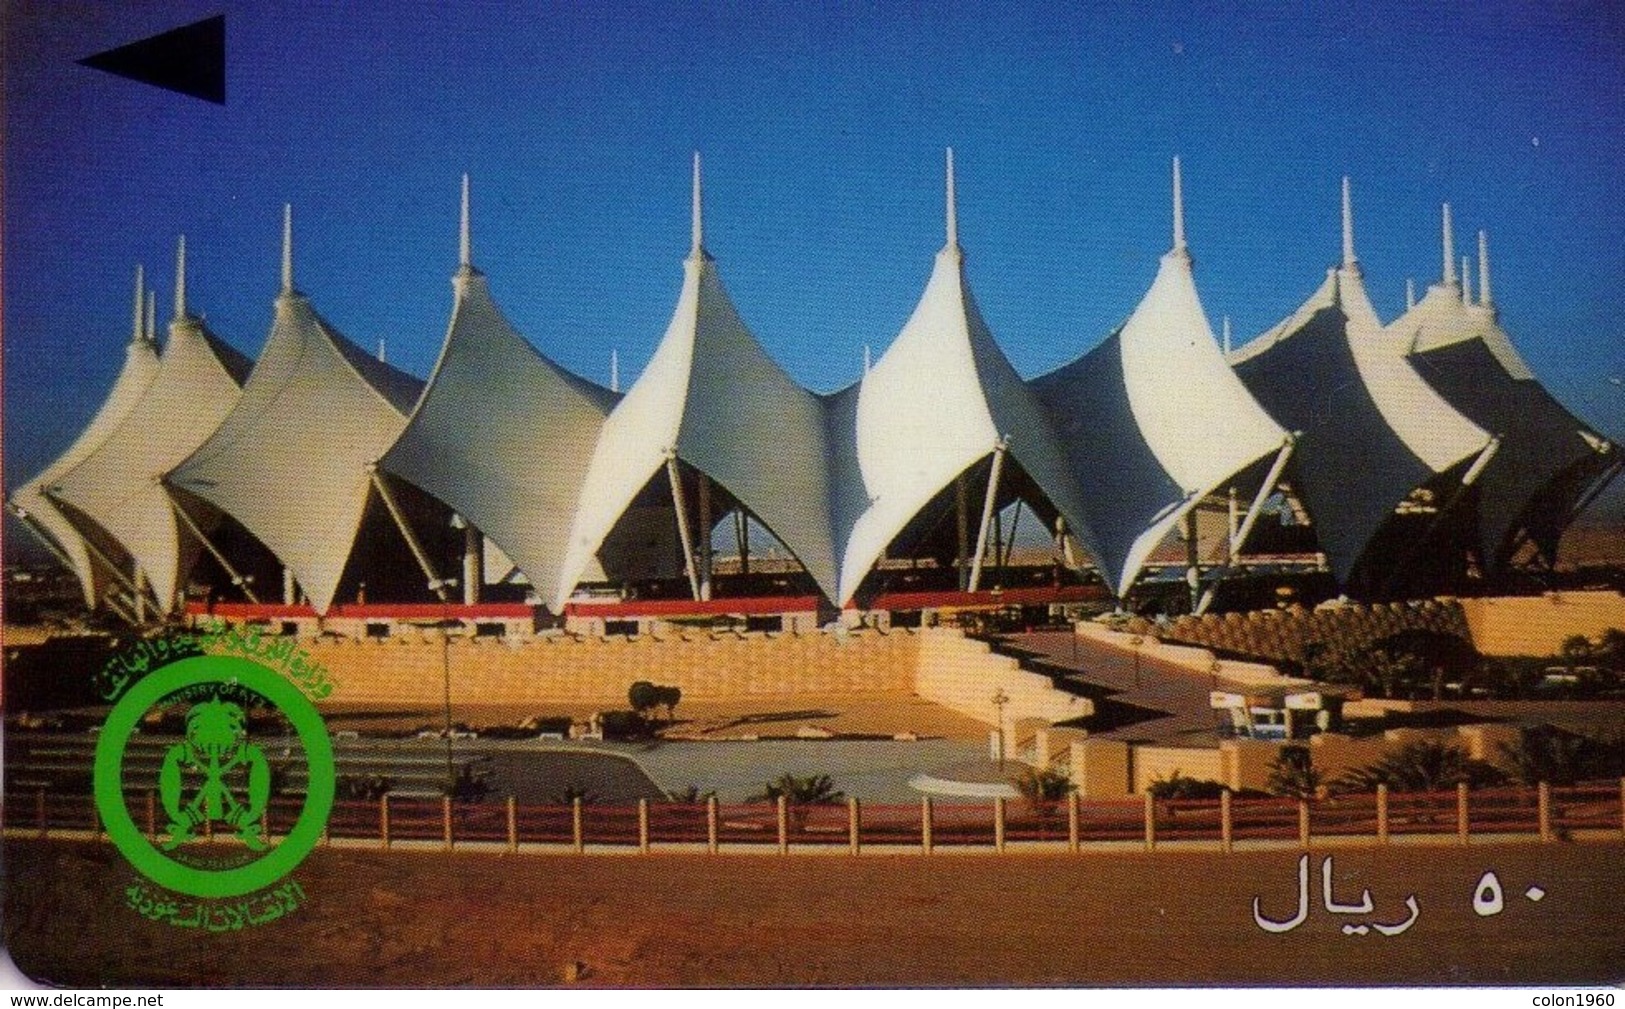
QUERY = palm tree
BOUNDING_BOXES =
[1333,739,1504,794]
[751,773,843,805]
[1266,745,1322,800]
[1012,766,1074,819]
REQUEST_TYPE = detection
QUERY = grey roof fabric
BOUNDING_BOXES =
[1032,328,1184,592]
[1402,309,1619,568]
[50,309,248,612]
[168,289,424,614]
[1232,275,1436,585]
[380,267,618,607]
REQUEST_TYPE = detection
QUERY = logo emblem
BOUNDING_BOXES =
[94,654,335,899]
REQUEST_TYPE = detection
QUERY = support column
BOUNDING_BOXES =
[1196,437,1295,616]
[665,454,701,601]
[462,522,482,606]
[697,474,712,602]
[955,474,970,591]
[1227,486,1240,561]
[283,567,298,606]
[735,510,749,576]
[1184,508,1200,614]
[967,440,1008,593]
[368,467,448,601]
[168,496,260,603]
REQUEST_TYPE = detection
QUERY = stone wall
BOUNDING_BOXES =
[1456,591,1625,657]
[310,628,918,707]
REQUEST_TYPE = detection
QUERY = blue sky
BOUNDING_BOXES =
[6,1,1624,532]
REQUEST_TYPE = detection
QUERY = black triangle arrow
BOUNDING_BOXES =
[79,14,225,105]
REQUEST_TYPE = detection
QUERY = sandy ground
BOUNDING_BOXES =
[320,691,991,741]
[5,837,1619,988]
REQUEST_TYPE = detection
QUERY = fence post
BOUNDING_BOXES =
[506,796,518,852]
[1538,782,1552,842]
[442,796,453,851]
[994,797,1006,852]
[380,794,391,849]
[1143,792,1155,852]
[1456,783,1470,845]
[1220,789,1233,854]
[1376,784,1389,844]
[706,795,719,854]
[638,798,650,853]
[1067,792,1080,853]
[36,788,46,838]
[1297,800,1310,849]
[848,797,860,856]
[921,795,934,855]
[776,795,789,854]
[572,797,584,853]
[146,790,157,840]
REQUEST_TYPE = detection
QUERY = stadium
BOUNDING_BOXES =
[10,153,1618,635]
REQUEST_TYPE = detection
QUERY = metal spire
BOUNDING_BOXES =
[691,152,703,257]
[378,339,387,363]
[1172,156,1186,253]
[459,174,471,269]
[863,343,872,374]
[945,147,958,250]
[1462,256,1472,304]
[1341,176,1356,268]
[1222,316,1232,355]
[281,203,294,294]
[174,236,188,321]
[1441,203,1456,285]
[610,348,620,393]
[1406,278,1416,309]
[145,290,156,343]
[131,264,146,344]
[1478,230,1493,307]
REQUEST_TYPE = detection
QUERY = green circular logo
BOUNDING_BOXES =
[93,654,335,898]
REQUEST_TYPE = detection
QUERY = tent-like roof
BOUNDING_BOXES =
[167,208,424,614]
[9,267,161,608]
[1031,159,1290,598]
[839,151,1101,604]
[1393,221,1620,568]
[553,156,838,610]
[1229,183,1494,584]
[380,178,619,606]
[50,238,251,613]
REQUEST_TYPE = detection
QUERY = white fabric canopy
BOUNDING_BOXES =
[52,251,249,613]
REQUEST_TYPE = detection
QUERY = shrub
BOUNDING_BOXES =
[1147,771,1227,801]
[1266,746,1322,800]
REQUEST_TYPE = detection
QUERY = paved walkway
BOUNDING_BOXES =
[995,630,1235,744]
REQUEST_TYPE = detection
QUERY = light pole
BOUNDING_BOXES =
[991,687,1010,768]
[1130,635,1144,690]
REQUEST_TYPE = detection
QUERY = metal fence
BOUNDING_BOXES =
[7,781,1623,853]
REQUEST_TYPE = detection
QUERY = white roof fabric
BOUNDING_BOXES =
[553,161,837,610]
[1034,238,1288,597]
[51,249,251,613]
[168,229,423,614]
[840,154,1100,604]
[381,247,618,606]
[11,269,161,606]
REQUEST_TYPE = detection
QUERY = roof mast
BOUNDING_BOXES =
[1461,256,1472,305]
[1478,230,1493,308]
[174,236,187,321]
[1406,278,1416,309]
[281,203,294,295]
[145,290,156,344]
[691,151,704,258]
[1172,156,1187,255]
[1341,176,1356,268]
[945,147,959,251]
[459,173,472,270]
[131,264,147,345]
[1441,203,1456,286]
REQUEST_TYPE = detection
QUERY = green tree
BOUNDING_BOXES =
[666,784,714,803]
[752,773,844,806]
[627,681,660,719]
[1012,766,1074,818]
[1147,772,1227,801]
[1333,739,1505,794]
[1266,745,1322,800]
[1498,724,1593,787]
[655,684,682,722]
